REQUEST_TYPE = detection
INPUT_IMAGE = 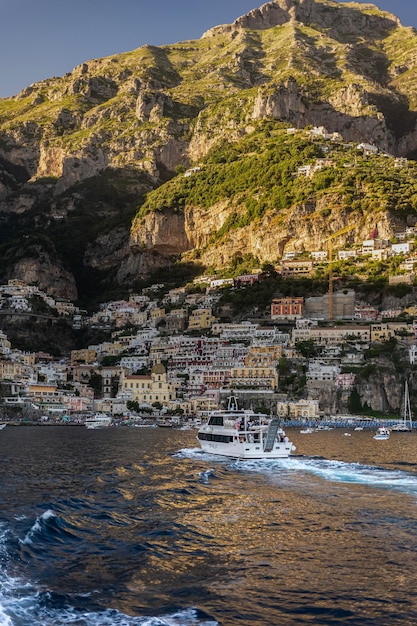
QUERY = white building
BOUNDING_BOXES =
[338,249,358,260]
[119,356,149,372]
[9,295,31,311]
[306,361,341,381]
[311,251,328,261]
[391,242,414,255]
[211,322,258,341]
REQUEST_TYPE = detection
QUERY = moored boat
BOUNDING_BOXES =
[85,413,112,429]
[197,396,295,460]
[156,417,180,428]
[373,426,390,440]
[0,423,6,430]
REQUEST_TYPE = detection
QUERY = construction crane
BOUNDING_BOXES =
[326,224,355,321]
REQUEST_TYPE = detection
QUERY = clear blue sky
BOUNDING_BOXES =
[1,1,416,98]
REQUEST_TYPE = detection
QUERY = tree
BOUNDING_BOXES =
[89,372,102,398]
[295,339,318,358]
[127,400,141,413]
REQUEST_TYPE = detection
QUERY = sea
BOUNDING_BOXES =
[1,425,417,626]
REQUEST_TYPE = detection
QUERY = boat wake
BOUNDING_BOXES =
[178,447,417,495]
[238,456,417,494]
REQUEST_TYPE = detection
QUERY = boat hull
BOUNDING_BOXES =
[85,415,112,429]
[197,438,293,459]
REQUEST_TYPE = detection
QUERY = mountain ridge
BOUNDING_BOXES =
[1,0,417,303]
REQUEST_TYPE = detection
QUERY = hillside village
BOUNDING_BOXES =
[1,210,417,423]
[3,0,417,430]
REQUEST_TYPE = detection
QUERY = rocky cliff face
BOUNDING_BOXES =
[128,193,403,274]
[1,0,417,298]
[300,350,409,415]
[5,256,77,301]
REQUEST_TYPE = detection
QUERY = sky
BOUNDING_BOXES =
[1,0,417,98]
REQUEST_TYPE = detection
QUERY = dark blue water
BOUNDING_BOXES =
[1,425,417,625]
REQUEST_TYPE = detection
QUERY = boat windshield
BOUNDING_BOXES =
[208,416,224,426]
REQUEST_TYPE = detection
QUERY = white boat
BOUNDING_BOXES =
[373,426,390,440]
[197,396,295,460]
[353,426,363,431]
[300,427,315,434]
[0,424,6,430]
[85,413,112,429]
[156,417,180,428]
[391,381,413,432]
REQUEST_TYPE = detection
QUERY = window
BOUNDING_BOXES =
[198,433,233,443]
[208,416,224,426]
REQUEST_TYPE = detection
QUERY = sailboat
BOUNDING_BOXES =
[392,381,413,432]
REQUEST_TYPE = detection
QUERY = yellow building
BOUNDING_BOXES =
[277,399,319,419]
[150,308,166,325]
[370,322,412,342]
[0,360,23,380]
[21,352,36,366]
[244,345,283,367]
[120,363,175,406]
[28,383,58,399]
[296,325,371,346]
[187,308,216,331]
[71,349,97,365]
[229,366,278,390]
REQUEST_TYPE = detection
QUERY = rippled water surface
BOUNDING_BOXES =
[1,425,417,625]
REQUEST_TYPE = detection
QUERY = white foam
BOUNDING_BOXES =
[175,447,208,459]
[0,600,219,625]
[20,509,57,545]
[198,469,215,484]
[234,456,417,494]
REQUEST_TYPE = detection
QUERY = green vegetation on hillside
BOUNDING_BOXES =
[135,122,417,243]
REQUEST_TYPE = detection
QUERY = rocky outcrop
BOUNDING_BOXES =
[5,254,77,301]
[204,0,400,38]
[252,80,397,153]
[356,364,404,414]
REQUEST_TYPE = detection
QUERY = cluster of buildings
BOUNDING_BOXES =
[1,269,417,421]
[276,228,417,281]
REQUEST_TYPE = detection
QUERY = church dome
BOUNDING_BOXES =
[152,362,166,374]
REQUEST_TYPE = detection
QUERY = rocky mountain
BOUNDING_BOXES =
[1,0,417,303]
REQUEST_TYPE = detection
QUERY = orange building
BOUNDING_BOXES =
[271,297,304,320]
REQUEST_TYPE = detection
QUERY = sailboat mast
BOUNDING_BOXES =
[406,381,412,428]
[403,380,413,428]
